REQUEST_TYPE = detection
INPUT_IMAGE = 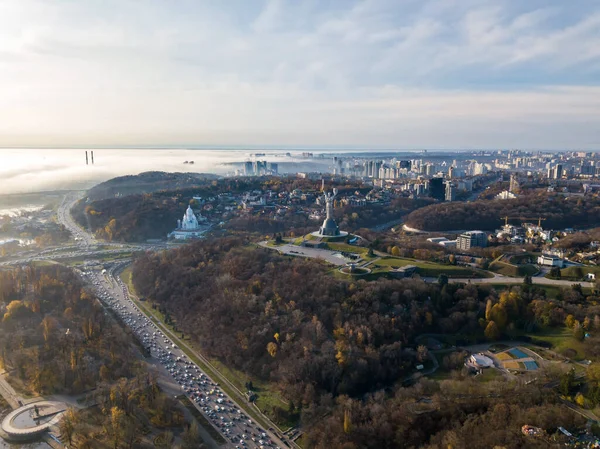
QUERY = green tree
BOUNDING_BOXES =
[549,266,561,279]
[559,368,576,396]
[438,274,448,286]
[573,322,586,341]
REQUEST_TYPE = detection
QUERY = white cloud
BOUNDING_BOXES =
[0,0,598,148]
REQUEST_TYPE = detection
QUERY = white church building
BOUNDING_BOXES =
[168,205,208,240]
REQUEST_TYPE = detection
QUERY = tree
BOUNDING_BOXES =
[59,408,76,446]
[448,254,456,265]
[267,342,278,358]
[438,274,448,286]
[485,299,493,321]
[182,421,201,448]
[523,275,532,285]
[109,406,125,449]
[573,322,585,341]
[484,321,500,340]
[417,345,429,363]
[343,409,352,434]
[559,368,577,396]
[565,314,576,329]
[549,266,561,279]
[391,246,400,256]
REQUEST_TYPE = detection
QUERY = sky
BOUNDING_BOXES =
[1,0,599,150]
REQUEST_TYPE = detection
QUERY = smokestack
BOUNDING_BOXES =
[91,151,94,164]
[85,151,88,165]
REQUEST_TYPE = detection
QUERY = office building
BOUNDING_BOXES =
[457,231,487,251]
[445,181,455,201]
[429,177,444,201]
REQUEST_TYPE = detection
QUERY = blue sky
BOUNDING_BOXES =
[1,0,599,149]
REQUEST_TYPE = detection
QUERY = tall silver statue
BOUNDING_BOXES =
[318,188,341,236]
[323,188,338,219]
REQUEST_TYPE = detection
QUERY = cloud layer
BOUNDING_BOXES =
[0,0,599,149]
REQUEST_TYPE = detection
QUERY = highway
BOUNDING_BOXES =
[50,193,292,449]
[79,264,282,449]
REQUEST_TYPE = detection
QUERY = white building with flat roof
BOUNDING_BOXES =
[537,254,564,267]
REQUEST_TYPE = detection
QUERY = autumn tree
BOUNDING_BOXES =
[484,321,500,340]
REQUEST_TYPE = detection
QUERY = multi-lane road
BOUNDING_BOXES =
[48,192,292,449]
[80,264,283,449]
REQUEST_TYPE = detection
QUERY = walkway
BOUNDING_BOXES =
[422,275,594,289]
[258,242,352,266]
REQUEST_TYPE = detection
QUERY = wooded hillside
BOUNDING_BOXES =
[405,190,599,231]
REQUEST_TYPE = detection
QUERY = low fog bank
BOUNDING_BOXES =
[1,148,330,196]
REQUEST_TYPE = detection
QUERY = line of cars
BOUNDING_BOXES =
[81,267,281,449]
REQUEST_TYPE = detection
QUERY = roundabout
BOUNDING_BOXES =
[1,401,66,442]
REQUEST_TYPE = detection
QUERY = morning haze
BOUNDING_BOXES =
[1,1,600,449]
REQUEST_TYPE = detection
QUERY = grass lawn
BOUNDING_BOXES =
[489,260,538,277]
[31,260,59,267]
[427,368,454,381]
[375,257,489,278]
[525,328,587,361]
[326,242,368,254]
[488,343,510,353]
[478,368,502,382]
[557,266,600,281]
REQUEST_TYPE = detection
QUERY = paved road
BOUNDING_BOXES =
[52,194,291,449]
[81,265,284,449]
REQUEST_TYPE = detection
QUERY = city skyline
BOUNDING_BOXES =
[1,0,599,149]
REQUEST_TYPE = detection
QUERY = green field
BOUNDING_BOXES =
[326,242,368,254]
[557,266,600,280]
[489,260,538,277]
[524,328,587,361]
[375,257,489,278]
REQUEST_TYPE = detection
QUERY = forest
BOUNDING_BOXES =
[85,171,219,201]
[405,190,600,231]
[0,265,195,448]
[131,237,600,447]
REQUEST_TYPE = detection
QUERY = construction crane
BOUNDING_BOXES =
[501,216,521,227]
[501,216,547,228]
